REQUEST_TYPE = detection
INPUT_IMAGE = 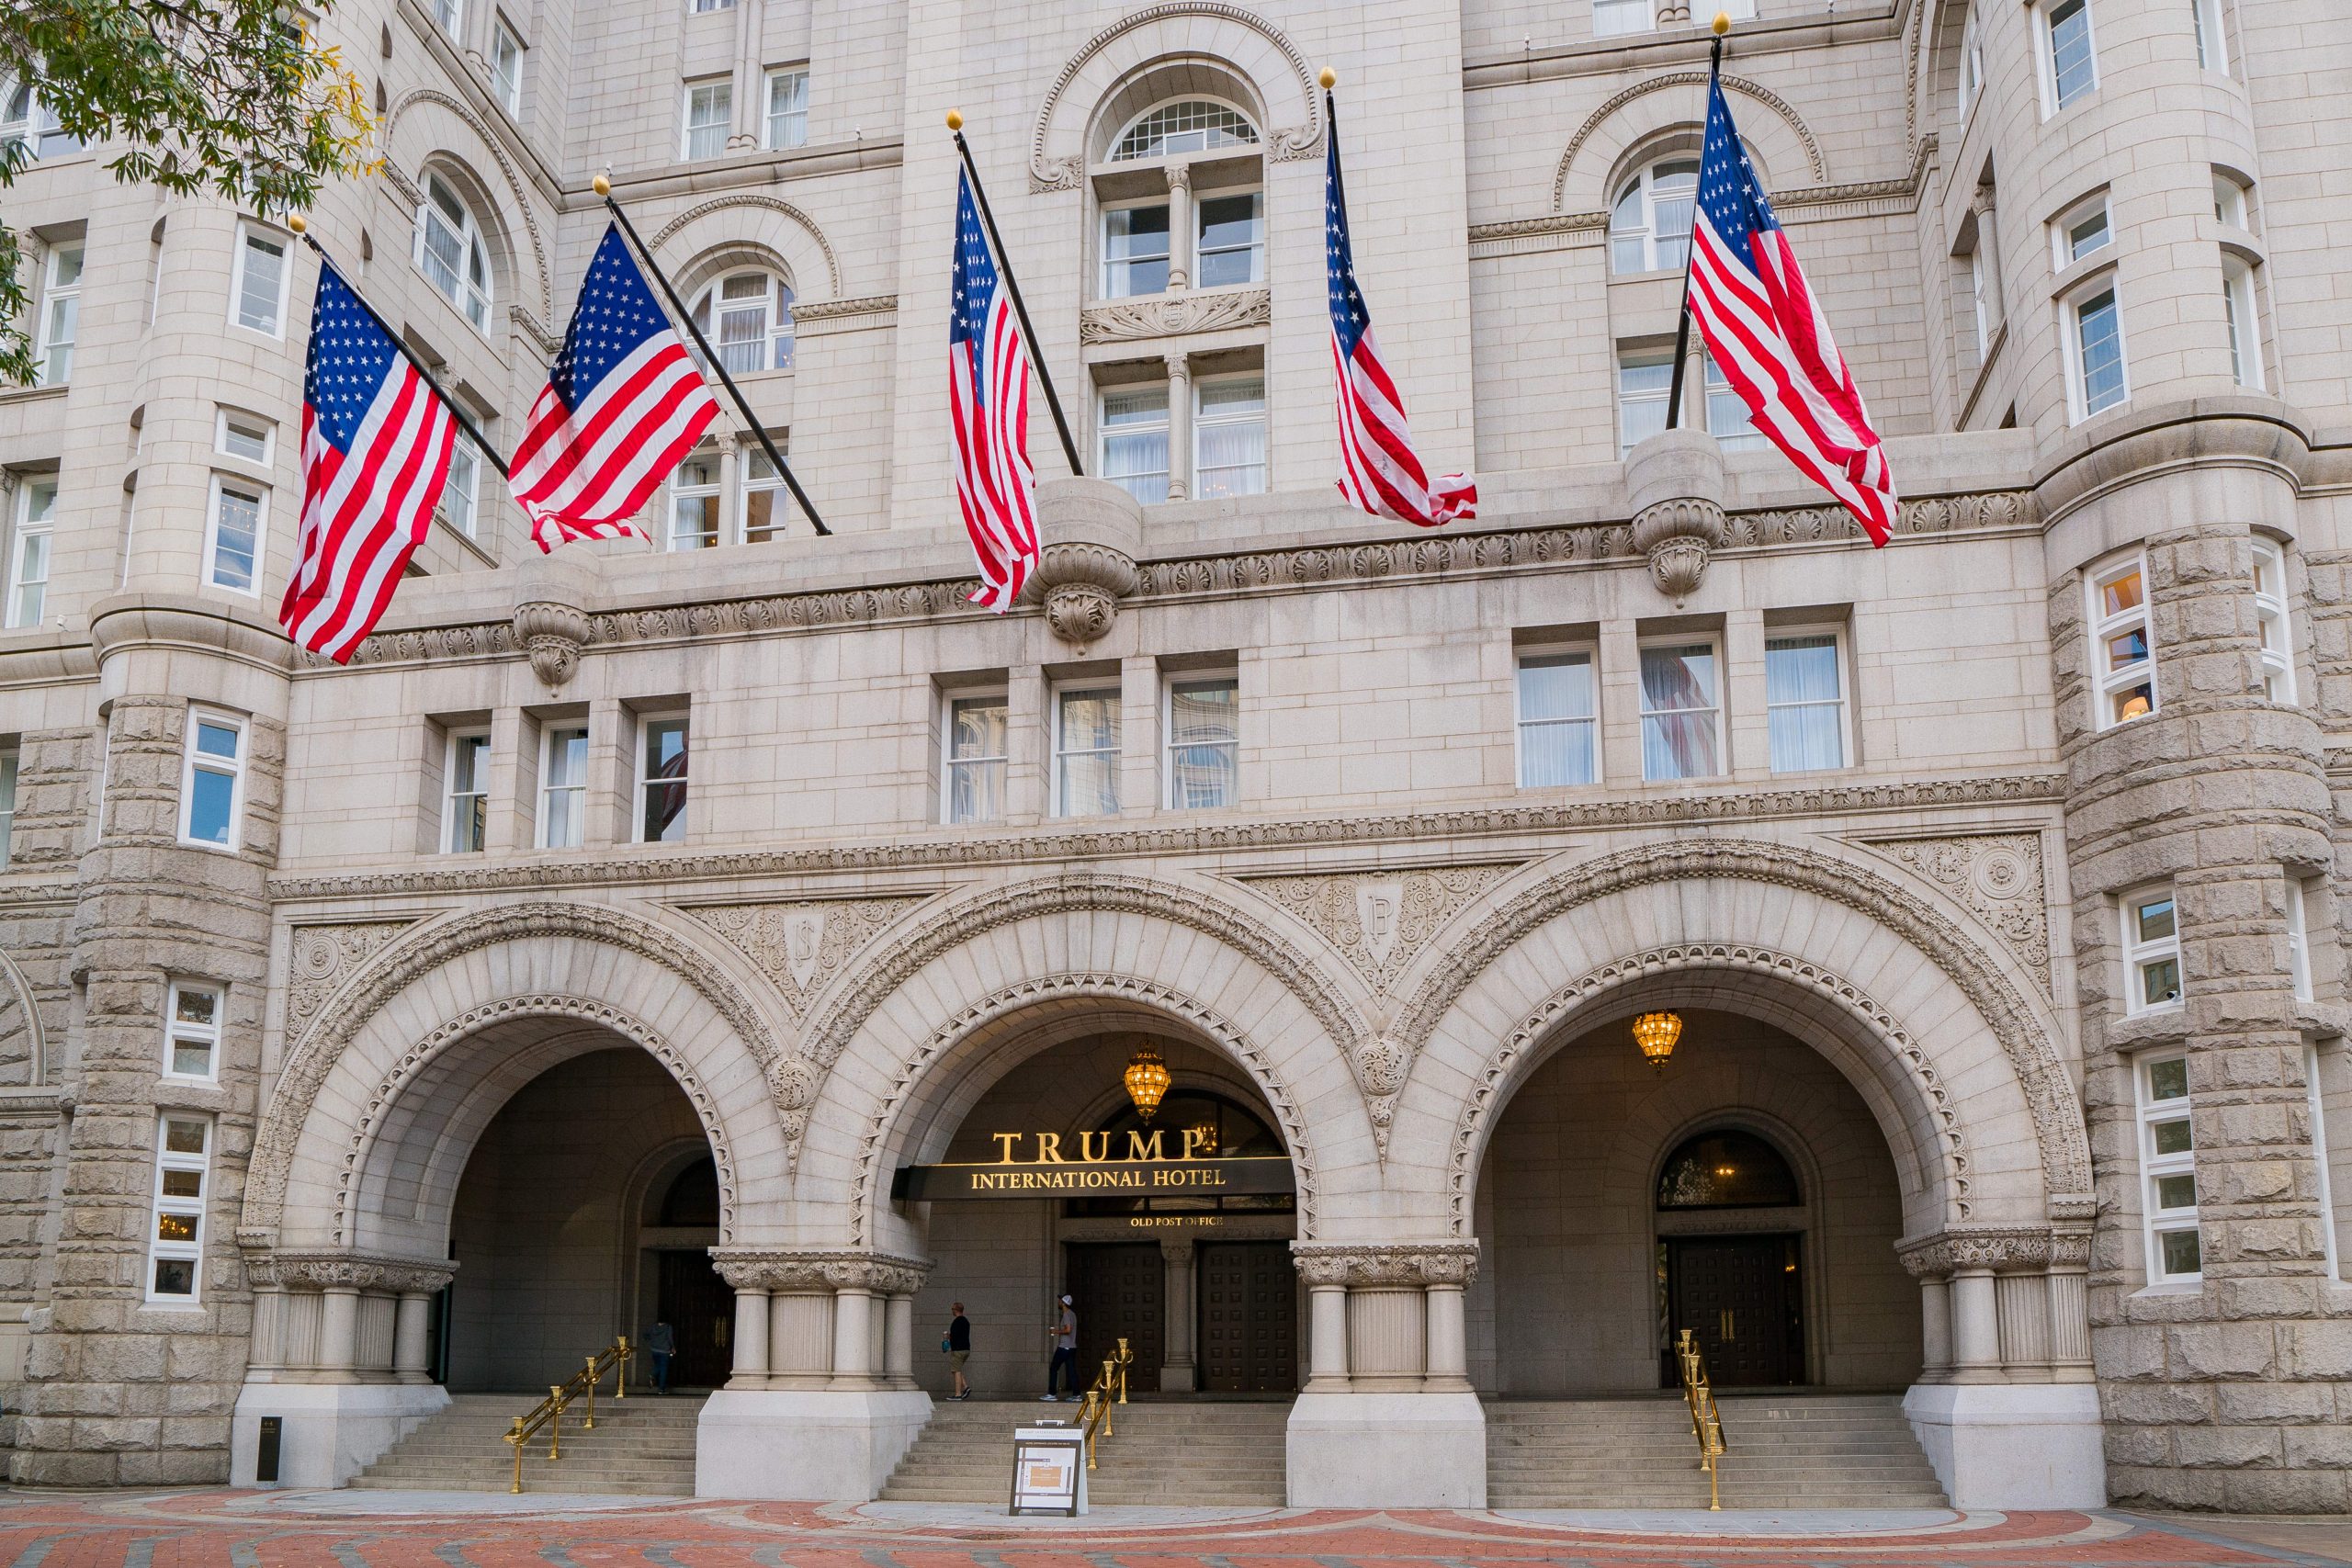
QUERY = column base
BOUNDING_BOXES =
[1903,1382,2106,1509]
[1286,1390,1486,1507]
[695,1388,933,1500]
[230,1380,450,1489]
[1159,1363,1195,1393]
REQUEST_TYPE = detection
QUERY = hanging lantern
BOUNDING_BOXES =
[1123,1046,1172,1122]
[1632,1011,1683,1071]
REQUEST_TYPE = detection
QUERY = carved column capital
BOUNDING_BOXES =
[1291,1240,1479,1288]
[1896,1224,2056,1279]
[708,1247,931,1294]
[245,1249,457,1294]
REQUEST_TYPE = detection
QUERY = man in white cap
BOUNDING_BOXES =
[1043,1293,1078,1400]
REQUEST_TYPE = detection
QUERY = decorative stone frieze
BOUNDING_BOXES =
[287,919,422,1041]
[679,896,933,1019]
[1239,863,1518,992]
[709,1248,930,1295]
[1291,1241,1479,1288]
[1079,288,1270,344]
[245,1250,458,1295]
[1860,831,2052,993]
[1896,1226,2059,1279]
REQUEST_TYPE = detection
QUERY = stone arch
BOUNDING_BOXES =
[1027,2,1325,191]
[1553,71,1826,214]
[380,88,553,322]
[0,943,46,1087]
[1395,836,2091,1234]
[647,195,843,300]
[244,900,797,1247]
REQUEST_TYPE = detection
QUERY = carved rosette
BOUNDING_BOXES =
[710,1248,931,1294]
[1630,496,1728,605]
[514,599,592,688]
[1291,1241,1479,1288]
[1895,1225,2055,1279]
[246,1249,458,1294]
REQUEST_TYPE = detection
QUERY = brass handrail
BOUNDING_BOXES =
[1676,1328,1729,1511]
[1076,1337,1134,1472]
[503,1335,632,1494]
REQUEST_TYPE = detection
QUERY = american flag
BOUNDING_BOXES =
[512,223,720,551]
[1325,110,1475,526]
[1688,73,1896,545]
[948,168,1038,611]
[278,261,460,663]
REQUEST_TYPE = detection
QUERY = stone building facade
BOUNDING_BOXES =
[1,0,2349,1516]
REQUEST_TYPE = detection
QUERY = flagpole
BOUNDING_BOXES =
[1664,13,1732,432]
[590,175,832,537]
[287,217,513,479]
[947,111,1087,478]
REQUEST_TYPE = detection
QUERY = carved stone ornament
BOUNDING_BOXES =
[1631,496,1728,605]
[1080,288,1271,344]
[1035,540,1140,649]
[514,599,591,688]
[1291,1241,1479,1288]
[245,1249,458,1294]
[1895,1225,2057,1279]
[288,919,422,1042]
[709,1247,931,1295]
[681,896,932,1021]
[1861,831,2052,994]
[1243,863,1517,993]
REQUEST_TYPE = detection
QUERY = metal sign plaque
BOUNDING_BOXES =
[893,1154,1294,1202]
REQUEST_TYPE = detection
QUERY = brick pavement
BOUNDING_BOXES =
[0,1495,2340,1568]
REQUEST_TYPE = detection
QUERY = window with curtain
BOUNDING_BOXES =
[1618,350,1673,457]
[1610,159,1699,275]
[639,716,689,842]
[1195,376,1267,498]
[232,226,288,335]
[682,80,731,160]
[492,22,525,114]
[35,243,82,385]
[414,175,492,331]
[668,445,722,549]
[690,270,795,374]
[945,694,1008,824]
[1516,652,1598,787]
[1101,386,1170,503]
[1166,676,1238,808]
[1639,642,1722,781]
[7,479,56,629]
[540,725,588,848]
[1765,634,1848,772]
[2222,260,2261,390]
[1054,688,1120,818]
[441,434,481,537]
[765,69,808,149]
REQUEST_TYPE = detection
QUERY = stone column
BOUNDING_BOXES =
[883,1292,914,1390]
[768,1290,833,1388]
[829,1285,875,1390]
[245,1262,291,1382]
[1159,1238,1197,1392]
[391,1293,435,1384]
[1165,164,1193,290]
[714,1258,774,1390]
[1303,1275,1349,1393]
[1424,1281,1471,1393]
[317,1287,363,1384]
[1995,1271,2053,1381]
[2046,1233,2094,1382]
[1164,353,1193,501]
[1949,1269,2002,1383]
[1917,1276,1953,1382]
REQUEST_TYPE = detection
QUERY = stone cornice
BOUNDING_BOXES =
[1896,1224,2077,1278]
[245,1248,458,1294]
[708,1247,929,1293]
[1291,1241,1479,1287]
[267,771,2064,903]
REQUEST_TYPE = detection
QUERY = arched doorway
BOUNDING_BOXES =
[1655,1128,1806,1388]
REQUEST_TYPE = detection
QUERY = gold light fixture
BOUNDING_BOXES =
[1123,1046,1172,1122]
[1633,1011,1683,1071]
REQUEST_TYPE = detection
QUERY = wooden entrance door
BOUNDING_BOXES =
[1067,1242,1163,1393]
[1667,1234,1804,1387]
[1198,1241,1298,1393]
[656,1249,734,1388]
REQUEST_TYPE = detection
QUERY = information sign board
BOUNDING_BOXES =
[1008,1424,1088,1517]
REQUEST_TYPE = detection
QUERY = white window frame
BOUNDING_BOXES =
[635,710,690,844]
[2123,887,2183,1014]
[2051,195,2111,272]
[491,19,525,116]
[204,475,268,596]
[1591,0,1650,35]
[2088,555,2155,729]
[740,441,786,543]
[440,434,483,539]
[413,174,493,333]
[162,980,223,1083]
[34,243,83,386]
[690,0,734,12]
[229,222,290,337]
[2062,277,2129,422]
[429,0,461,41]
[1610,159,1701,276]
[1617,347,1676,457]
[1050,683,1121,819]
[2189,0,2226,73]
[1702,354,1766,452]
[2308,1044,2340,1280]
[2287,874,2314,1003]
[1764,626,1853,773]
[1193,187,1265,289]
[178,708,246,852]
[2253,536,2293,704]
[1637,636,1727,783]
[214,409,276,467]
[1099,381,1172,505]
[2135,1053,2200,1284]
[764,67,808,150]
[445,728,490,853]
[1515,647,1600,790]
[1100,197,1173,299]
[6,478,57,630]
[2212,174,2250,231]
[2222,257,2262,391]
[941,688,1010,827]
[666,441,723,551]
[682,78,732,161]
[690,271,795,377]
[2036,0,2099,117]
[1969,246,1992,358]
[1163,671,1240,811]
[0,743,17,865]
[1958,6,1985,118]
[538,721,588,849]
[1193,373,1268,499]
[146,1114,213,1304]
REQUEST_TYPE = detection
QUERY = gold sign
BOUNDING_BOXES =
[891,1130,1294,1202]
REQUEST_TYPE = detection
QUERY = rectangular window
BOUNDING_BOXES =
[7,478,56,629]
[206,477,266,593]
[2124,889,2182,1012]
[1765,632,1849,773]
[1102,204,1170,298]
[707,272,782,375]
[764,68,808,150]
[2253,537,2293,704]
[638,715,688,842]
[683,80,731,160]
[215,410,274,465]
[2309,1045,2342,1280]
[2213,175,2249,230]
[2069,286,2127,418]
[441,435,482,538]
[741,445,786,543]
[446,730,489,853]
[1166,676,1239,809]
[2136,1054,2199,1282]
[147,1115,212,1303]
[492,21,525,115]
[1639,640,1723,782]
[430,0,460,39]
[2042,0,2098,111]
[1517,650,1598,788]
[1195,375,1268,499]
[2287,874,2314,1003]
[1618,350,1673,457]
[2054,198,2111,269]
[539,724,588,848]
[164,981,222,1080]
[35,243,82,386]
[1969,248,1992,356]
[0,745,17,865]
[1196,192,1264,287]
[1101,385,1170,505]
[1592,0,1648,33]
[668,445,722,550]
[2222,261,2261,390]
[691,0,734,11]
[1054,687,1120,818]
[232,225,288,336]
[2,76,78,162]
[180,710,244,851]
[1702,356,1765,452]
[1959,8,1984,114]
[944,694,1008,825]
[2089,557,2154,727]
[2189,0,2224,71]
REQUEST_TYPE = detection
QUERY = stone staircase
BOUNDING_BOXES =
[1486,1393,1949,1509]
[349,1391,705,1495]
[880,1397,1293,1505]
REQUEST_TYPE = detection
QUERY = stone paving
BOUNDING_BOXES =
[0,1492,2346,1567]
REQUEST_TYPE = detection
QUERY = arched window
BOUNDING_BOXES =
[689,270,795,375]
[413,173,492,331]
[1110,99,1259,161]
[1656,1129,1801,1210]
[1610,157,1700,276]
[1068,1084,1292,1215]
[658,1156,720,1227]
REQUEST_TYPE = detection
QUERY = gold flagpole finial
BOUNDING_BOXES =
[288,214,307,235]
[1317,66,1336,89]
[945,108,964,131]
[592,173,612,196]
[1712,10,1732,32]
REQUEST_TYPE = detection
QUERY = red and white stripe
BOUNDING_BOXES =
[951,286,1038,611]
[279,367,458,664]
[1688,211,1896,545]
[511,336,719,551]
[1330,328,1476,527]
